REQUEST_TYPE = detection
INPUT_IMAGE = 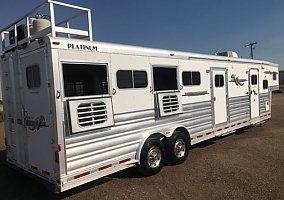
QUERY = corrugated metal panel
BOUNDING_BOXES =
[229,95,250,122]
[65,100,213,174]
[259,93,270,114]
[182,101,213,133]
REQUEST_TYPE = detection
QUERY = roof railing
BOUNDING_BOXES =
[0,0,93,54]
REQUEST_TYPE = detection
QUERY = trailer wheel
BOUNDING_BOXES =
[166,131,190,165]
[137,137,166,176]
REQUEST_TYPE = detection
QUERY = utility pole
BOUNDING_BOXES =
[244,42,257,59]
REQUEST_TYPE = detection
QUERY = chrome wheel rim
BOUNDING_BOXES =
[174,139,186,158]
[147,146,162,168]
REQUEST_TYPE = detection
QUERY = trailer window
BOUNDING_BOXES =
[26,65,41,88]
[153,67,178,91]
[215,74,224,87]
[263,80,268,89]
[117,70,148,89]
[273,72,277,80]
[134,71,148,88]
[63,64,108,97]
[117,70,133,88]
[251,75,257,85]
[182,71,201,86]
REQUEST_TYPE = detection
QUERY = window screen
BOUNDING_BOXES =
[153,67,178,91]
[63,64,108,97]
[263,80,268,89]
[215,74,224,87]
[117,70,148,89]
[251,75,257,85]
[273,72,277,80]
[182,71,201,86]
[26,65,41,88]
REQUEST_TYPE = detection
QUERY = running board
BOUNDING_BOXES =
[251,120,265,127]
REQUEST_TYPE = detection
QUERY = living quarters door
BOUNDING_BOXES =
[249,69,260,119]
[211,68,228,125]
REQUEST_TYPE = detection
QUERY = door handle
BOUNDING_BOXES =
[251,90,257,95]
[214,97,216,101]
[56,90,61,99]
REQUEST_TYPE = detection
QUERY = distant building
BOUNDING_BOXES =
[280,70,284,85]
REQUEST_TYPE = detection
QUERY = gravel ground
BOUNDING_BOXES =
[0,94,283,200]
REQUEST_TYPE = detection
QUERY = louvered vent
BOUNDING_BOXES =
[77,102,107,127]
[69,98,114,133]
[162,95,179,113]
[157,92,182,117]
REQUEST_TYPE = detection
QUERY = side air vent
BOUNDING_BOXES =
[69,98,114,134]
[162,95,179,113]
[157,92,182,117]
[77,102,107,127]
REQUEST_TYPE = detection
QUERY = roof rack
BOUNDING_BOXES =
[0,0,93,54]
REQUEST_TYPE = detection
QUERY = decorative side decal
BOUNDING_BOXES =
[230,74,247,86]
[24,114,49,132]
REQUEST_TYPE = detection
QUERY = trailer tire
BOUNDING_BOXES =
[166,131,190,165]
[137,137,166,176]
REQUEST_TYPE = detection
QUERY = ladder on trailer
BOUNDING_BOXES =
[0,0,93,54]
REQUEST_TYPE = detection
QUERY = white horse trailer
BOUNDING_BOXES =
[0,1,279,193]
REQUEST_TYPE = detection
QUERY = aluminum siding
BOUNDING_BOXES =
[229,95,250,122]
[64,100,213,173]
[259,93,270,114]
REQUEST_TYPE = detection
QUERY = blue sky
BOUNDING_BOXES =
[1,0,283,69]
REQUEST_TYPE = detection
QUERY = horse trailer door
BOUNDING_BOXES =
[20,48,54,176]
[249,69,260,119]
[212,68,228,125]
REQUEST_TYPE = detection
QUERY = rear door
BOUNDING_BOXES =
[249,69,260,119]
[20,48,54,176]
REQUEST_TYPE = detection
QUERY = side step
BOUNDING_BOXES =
[217,130,236,137]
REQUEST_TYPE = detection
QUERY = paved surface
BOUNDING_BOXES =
[0,94,283,200]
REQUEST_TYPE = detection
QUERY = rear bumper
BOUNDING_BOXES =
[3,161,60,193]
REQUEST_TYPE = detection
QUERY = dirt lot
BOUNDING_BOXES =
[0,94,283,200]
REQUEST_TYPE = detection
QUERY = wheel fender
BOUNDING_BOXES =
[136,132,164,164]
[173,126,191,143]
[164,125,189,138]
[136,124,188,164]
[157,124,188,138]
